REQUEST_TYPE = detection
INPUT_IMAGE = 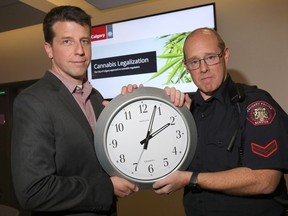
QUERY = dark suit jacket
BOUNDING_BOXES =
[11,72,116,216]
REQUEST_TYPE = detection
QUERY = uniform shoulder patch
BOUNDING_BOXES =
[246,100,276,126]
[251,140,278,158]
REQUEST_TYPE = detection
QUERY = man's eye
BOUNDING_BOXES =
[81,39,91,44]
[206,55,216,60]
[63,40,72,45]
[191,60,199,65]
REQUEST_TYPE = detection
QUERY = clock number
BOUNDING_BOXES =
[133,163,138,171]
[115,123,124,132]
[148,164,154,173]
[172,146,178,155]
[139,103,148,114]
[124,111,132,120]
[176,130,182,139]
[157,106,162,116]
[170,116,176,125]
[163,158,169,167]
[111,139,118,148]
[119,154,126,163]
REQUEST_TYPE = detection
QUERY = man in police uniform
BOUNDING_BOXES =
[153,27,288,216]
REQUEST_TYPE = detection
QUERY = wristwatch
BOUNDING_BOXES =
[188,172,202,192]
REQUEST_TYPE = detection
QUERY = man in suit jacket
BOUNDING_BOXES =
[11,6,139,216]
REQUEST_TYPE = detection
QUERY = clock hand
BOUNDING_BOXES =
[140,123,171,145]
[143,105,157,150]
[135,105,157,171]
[135,123,170,172]
[135,148,145,172]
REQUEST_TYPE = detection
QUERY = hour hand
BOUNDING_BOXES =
[140,123,171,145]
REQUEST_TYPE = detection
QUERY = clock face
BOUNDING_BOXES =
[94,87,197,189]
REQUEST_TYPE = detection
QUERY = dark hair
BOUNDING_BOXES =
[43,5,91,43]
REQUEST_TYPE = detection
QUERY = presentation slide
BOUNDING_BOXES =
[87,4,215,99]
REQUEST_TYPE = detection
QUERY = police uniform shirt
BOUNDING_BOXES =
[184,75,288,216]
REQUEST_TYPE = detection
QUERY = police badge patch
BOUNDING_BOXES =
[246,101,276,126]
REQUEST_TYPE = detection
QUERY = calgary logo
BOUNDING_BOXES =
[91,24,113,42]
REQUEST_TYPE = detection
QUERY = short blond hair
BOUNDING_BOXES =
[183,27,226,60]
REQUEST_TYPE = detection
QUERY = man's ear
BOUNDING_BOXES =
[223,47,230,64]
[44,42,53,59]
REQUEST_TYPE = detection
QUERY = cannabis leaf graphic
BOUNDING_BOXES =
[149,32,192,84]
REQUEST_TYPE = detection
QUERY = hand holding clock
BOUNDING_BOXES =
[111,176,139,198]
[153,170,192,195]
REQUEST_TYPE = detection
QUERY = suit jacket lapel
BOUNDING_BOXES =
[44,72,94,139]
[90,89,105,120]
[60,85,93,134]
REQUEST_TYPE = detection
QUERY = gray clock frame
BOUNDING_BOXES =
[94,87,197,189]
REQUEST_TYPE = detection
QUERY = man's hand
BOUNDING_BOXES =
[111,176,139,198]
[153,171,191,195]
[121,84,144,95]
[102,100,109,107]
[164,87,192,109]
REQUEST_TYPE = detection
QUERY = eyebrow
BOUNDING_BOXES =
[188,51,221,60]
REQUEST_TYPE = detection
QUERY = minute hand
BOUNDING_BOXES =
[140,123,171,145]
[143,105,157,149]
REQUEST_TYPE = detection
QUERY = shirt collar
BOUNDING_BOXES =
[49,70,93,97]
[193,75,233,106]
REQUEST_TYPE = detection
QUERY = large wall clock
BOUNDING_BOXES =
[94,87,197,189]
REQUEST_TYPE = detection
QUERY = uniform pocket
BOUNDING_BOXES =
[203,136,239,171]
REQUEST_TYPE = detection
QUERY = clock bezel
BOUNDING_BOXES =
[94,87,197,189]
